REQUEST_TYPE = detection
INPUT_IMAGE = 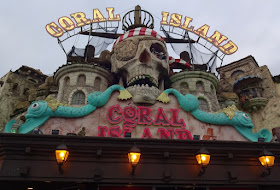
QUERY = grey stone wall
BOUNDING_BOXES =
[54,64,114,105]
[170,71,220,112]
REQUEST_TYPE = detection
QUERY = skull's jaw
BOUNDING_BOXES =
[119,74,163,105]
[115,64,165,104]
[127,85,161,104]
[127,74,158,88]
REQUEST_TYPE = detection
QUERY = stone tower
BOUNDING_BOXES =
[170,70,220,112]
[54,47,114,105]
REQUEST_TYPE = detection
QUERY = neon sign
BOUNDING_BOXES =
[161,12,238,55]
[97,105,192,140]
[45,8,120,38]
[106,105,186,128]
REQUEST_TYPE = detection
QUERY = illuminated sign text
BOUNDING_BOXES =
[97,105,192,140]
[45,8,120,38]
[161,12,238,55]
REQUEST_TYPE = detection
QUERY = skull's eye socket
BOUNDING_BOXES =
[32,103,39,109]
[115,39,138,61]
[150,43,166,60]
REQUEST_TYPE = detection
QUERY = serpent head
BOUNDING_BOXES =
[26,101,50,119]
[158,90,199,112]
[180,94,199,112]
[232,111,254,129]
[87,85,130,108]
[231,111,271,142]
[14,101,53,134]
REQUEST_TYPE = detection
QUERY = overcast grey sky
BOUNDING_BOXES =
[0,0,279,77]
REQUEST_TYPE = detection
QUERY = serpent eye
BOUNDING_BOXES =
[32,103,39,109]
[243,113,249,120]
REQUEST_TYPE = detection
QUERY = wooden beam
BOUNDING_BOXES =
[79,31,196,44]
[79,31,121,39]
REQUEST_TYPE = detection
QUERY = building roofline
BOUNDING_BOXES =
[14,65,48,77]
[217,55,259,71]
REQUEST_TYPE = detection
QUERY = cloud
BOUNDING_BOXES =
[0,0,280,77]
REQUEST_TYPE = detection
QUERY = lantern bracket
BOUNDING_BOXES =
[261,167,272,177]
[131,165,136,175]
[58,163,64,174]
[198,165,207,176]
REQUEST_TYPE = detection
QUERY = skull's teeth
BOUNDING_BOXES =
[150,77,158,87]
[128,75,158,88]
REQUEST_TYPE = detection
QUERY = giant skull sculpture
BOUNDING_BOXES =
[111,28,169,104]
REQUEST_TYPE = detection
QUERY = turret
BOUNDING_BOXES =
[54,48,114,106]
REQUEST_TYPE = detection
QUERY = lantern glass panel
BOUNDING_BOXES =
[196,154,210,166]
[128,152,141,166]
[259,155,275,167]
[56,150,69,164]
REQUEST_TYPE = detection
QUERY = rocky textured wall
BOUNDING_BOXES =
[223,65,279,133]
[0,70,57,132]
[0,72,37,131]
[249,69,280,133]
[250,97,280,133]
[217,56,280,134]
[218,56,259,87]
[219,60,276,100]
[275,83,280,97]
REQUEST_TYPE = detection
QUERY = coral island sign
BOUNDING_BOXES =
[160,12,238,55]
[45,8,238,55]
[101,105,192,139]
[45,8,120,37]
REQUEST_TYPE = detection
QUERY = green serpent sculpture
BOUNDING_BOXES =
[157,88,272,142]
[5,85,131,134]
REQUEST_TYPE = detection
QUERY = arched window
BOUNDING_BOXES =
[231,70,244,77]
[94,77,101,91]
[64,76,70,86]
[77,74,86,86]
[198,98,209,112]
[196,81,204,93]
[180,82,189,95]
[71,91,85,105]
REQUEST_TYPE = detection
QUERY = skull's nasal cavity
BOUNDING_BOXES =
[139,49,151,63]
